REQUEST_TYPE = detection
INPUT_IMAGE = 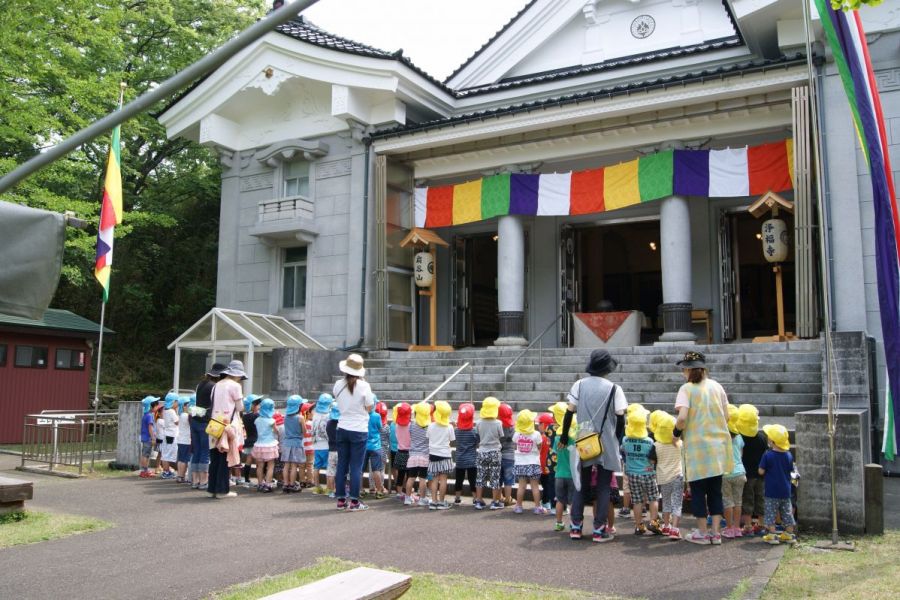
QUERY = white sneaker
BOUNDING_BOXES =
[418,498,430,507]
[403,496,413,506]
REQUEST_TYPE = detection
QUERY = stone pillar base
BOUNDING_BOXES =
[496,311,526,347]
[658,302,696,343]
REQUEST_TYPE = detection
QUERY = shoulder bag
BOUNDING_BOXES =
[204,384,231,439]
[574,383,617,462]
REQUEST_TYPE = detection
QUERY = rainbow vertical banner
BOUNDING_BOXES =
[814,0,900,459]
[94,121,123,303]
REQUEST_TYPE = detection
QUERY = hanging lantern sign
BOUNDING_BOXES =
[414,251,434,287]
[761,218,789,263]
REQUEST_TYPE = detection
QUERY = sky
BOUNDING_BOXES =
[296,0,529,81]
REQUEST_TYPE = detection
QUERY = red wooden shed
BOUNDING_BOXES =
[0,309,111,443]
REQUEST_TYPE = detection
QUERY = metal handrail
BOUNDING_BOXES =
[423,361,473,405]
[503,313,564,401]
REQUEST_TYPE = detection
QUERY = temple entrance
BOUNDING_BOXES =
[451,233,499,347]
[561,220,663,346]
[719,210,796,340]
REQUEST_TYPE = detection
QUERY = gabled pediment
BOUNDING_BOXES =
[447,0,741,90]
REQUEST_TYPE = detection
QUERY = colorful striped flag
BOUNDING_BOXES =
[815,0,900,459]
[94,123,123,303]
[414,140,793,228]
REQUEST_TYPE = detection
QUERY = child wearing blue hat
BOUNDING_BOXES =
[175,397,193,482]
[325,404,340,497]
[139,396,160,478]
[281,395,307,493]
[160,392,180,479]
[252,398,280,493]
[312,394,333,494]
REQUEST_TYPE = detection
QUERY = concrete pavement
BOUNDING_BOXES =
[0,457,781,600]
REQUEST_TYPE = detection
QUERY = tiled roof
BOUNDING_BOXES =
[275,17,449,91]
[370,53,807,140]
[455,37,743,97]
[0,308,113,336]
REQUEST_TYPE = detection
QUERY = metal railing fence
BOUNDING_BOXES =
[20,411,118,475]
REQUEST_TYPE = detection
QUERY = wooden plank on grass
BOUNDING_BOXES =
[0,476,33,503]
[260,567,411,600]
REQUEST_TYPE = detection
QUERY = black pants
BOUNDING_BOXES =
[208,447,230,495]
[689,475,724,518]
[454,467,476,496]
[540,473,555,505]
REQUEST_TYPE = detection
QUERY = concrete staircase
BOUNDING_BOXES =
[323,340,824,426]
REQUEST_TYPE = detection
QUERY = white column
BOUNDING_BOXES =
[658,195,697,342]
[495,215,528,346]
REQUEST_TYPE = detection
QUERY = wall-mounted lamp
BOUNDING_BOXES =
[649,242,657,251]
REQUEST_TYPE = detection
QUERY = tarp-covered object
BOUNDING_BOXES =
[0,200,65,319]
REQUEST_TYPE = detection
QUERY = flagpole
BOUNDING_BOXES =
[90,82,126,473]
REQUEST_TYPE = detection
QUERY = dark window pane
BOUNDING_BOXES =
[0,344,6,366]
[294,265,306,308]
[283,266,295,308]
[285,246,307,263]
[15,345,48,368]
[55,348,85,370]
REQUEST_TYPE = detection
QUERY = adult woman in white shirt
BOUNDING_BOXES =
[332,354,375,511]
[207,360,246,499]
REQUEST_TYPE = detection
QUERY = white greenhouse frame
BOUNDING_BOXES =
[167,307,327,394]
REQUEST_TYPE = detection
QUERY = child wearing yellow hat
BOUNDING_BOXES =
[404,401,432,507]
[622,406,663,535]
[758,424,797,544]
[652,411,684,541]
[427,401,455,510]
[736,404,768,535]
[512,410,548,514]
[475,397,504,510]
[548,402,576,531]
[722,405,747,538]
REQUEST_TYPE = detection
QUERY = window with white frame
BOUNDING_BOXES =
[282,246,308,309]
[283,160,309,198]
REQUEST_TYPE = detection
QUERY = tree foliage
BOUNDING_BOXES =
[0,0,266,390]
[831,0,884,10]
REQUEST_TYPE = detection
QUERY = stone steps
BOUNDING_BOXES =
[312,340,824,430]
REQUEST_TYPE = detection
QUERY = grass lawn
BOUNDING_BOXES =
[0,511,113,549]
[210,556,627,600]
[762,530,900,599]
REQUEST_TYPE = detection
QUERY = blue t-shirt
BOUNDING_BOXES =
[255,416,277,446]
[759,449,793,498]
[141,413,154,443]
[281,414,303,448]
[623,436,656,476]
[727,434,746,477]
[454,428,478,469]
[367,412,383,452]
[389,422,398,452]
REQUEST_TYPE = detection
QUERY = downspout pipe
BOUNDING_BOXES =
[341,139,371,351]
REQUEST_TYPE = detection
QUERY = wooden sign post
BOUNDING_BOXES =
[399,228,454,352]
[748,191,797,343]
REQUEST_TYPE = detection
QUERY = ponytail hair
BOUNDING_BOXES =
[345,374,358,394]
[687,368,706,384]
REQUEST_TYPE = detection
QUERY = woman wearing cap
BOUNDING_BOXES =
[207,360,247,499]
[332,353,375,511]
[189,363,224,490]
[673,351,733,545]
[557,349,628,543]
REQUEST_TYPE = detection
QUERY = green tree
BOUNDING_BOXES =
[0,0,266,392]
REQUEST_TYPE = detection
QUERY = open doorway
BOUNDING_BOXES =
[562,220,662,344]
[720,211,795,340]
[452,233,498,347]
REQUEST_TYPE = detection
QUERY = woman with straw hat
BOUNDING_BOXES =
[673,351,733,545]
[332,354,375,512]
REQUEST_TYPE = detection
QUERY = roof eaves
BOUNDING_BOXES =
[454,36,743,97]
[370,53,807,140]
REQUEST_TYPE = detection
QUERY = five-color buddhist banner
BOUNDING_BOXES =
[414,140,794,228]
